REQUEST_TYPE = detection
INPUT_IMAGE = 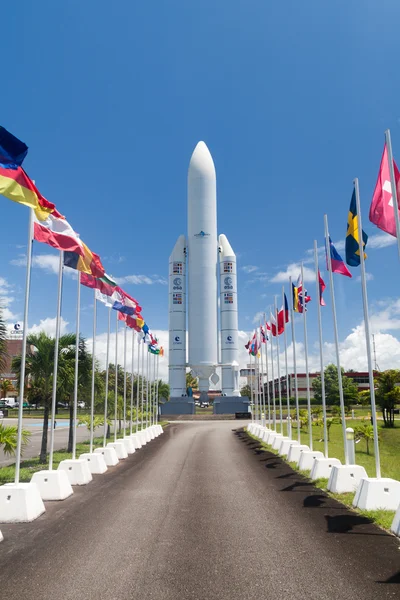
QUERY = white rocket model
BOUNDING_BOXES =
[168,141,241,403]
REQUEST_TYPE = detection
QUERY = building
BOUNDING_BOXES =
[266,371,371,400]
[0,338,23,398]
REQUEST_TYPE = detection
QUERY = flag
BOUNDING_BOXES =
[370,143,400,237]
[126,314,144,332]
[64,242,105,278]
[318,270,326,306]
[260,326,267,343]
[33,211,83,253]
[81,272,117,296]
[292,282,300,313]
[95,288,121,308]
[112,287,139,316]
[0,165,60,220]
[159,347,164,357]
[0,126,28,167]
[346,189,368,266]
[269,312,278,337]
[326,237,352,278]
[244,340,251,350]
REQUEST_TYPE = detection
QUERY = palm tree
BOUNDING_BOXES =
[0,423,30,456]
[0,308,7,374]
[375,369,400,428]
[0,379,14,399]
[186,372,198,391]
[12,331,77,463]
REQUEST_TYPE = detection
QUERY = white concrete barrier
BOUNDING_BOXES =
[120,437,136,455]
[279,439,299,457]
[107,441,128,459]
[0,482,45,523]
[94,446,119,466]
[310,457,341,480]
[353,477,400,511]
[79,453,108,474]
[391,503,400,536]
[287,444,309,463]
[327,464,368,494]
[31,470,73,501]
[297,450,324,471]
[58,459,92,485]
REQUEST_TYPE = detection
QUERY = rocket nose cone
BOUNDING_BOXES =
[188,141,216,180]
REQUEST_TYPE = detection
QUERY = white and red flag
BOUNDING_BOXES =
[370,143,400,237]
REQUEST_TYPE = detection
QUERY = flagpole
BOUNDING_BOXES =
[385,129,400,259]
[324,215,349,465]
[156,353,160,425]
[269,310,276,431]
[314,242,328,458]
[259,322,266,427]
[114,311,118,443]
[153,352,156,426]
[89,289,97,454]
[130,328,135,436]
[123,325,127,438]
[15,209,34,484]
[289,277,301,444]
[282,286,291,439]
[141,337,145,430]
[136,337,140,432]
[301,263,313,450]
[102,307,111,448]
[256,343,260,424]
[146,346,149,429]
[263,314,271,426]
[49,251,64,470]
[354,178,381,478]
[274,298,283,434]
[72,272,81,460]
[249,349,254,422]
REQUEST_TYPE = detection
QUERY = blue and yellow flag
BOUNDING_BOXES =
[345,189,368,267]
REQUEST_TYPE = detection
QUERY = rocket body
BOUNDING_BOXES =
[168,141,242,403]
[187,142,218,395]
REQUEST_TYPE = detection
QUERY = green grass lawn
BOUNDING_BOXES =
[0,422,168,485]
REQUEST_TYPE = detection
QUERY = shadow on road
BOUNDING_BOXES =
[324,514,392,537]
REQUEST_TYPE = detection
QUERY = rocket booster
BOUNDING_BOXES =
[168,235,187,397]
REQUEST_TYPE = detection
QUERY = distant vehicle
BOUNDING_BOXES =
[78,402,85,409]
[5,398,17,408]
[0,400,7,409]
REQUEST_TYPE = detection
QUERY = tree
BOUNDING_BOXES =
[0,423,30,456]
[157,380,170,401]
[354,420,376,454]
[312,364,359,408]
[240,384,251,398]
[12,331,77,463]
[0,308,7,374]
[375,369,400,428]
[1,379,14,398]
[186,372,198,391]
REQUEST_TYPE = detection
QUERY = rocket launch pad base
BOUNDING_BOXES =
[213,396,250,415]
[160,398,195,416]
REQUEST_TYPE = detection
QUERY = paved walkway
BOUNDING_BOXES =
[0,422,398,599]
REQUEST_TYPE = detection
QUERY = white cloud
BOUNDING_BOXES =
[356,272,374,282]
[29,317,69,337]
[116,275,167,285]
[252,311,264,325]
[12,315,77,347]
[242,265,259,274]
[368,232,397,249]
[270,263,315,283]
[10,253,76,277]
[0,276,18,322]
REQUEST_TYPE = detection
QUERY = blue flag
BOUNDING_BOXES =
[0,126,28,168]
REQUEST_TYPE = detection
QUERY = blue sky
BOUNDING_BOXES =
[2,1,400,379]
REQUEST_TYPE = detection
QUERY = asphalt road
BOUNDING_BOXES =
[0,419,105,466]
[0,422,399,600]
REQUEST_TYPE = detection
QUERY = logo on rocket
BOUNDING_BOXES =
[174,336,182,345]
[194,230,210,238]
[224,276,233,290]
[173,277,182,290]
